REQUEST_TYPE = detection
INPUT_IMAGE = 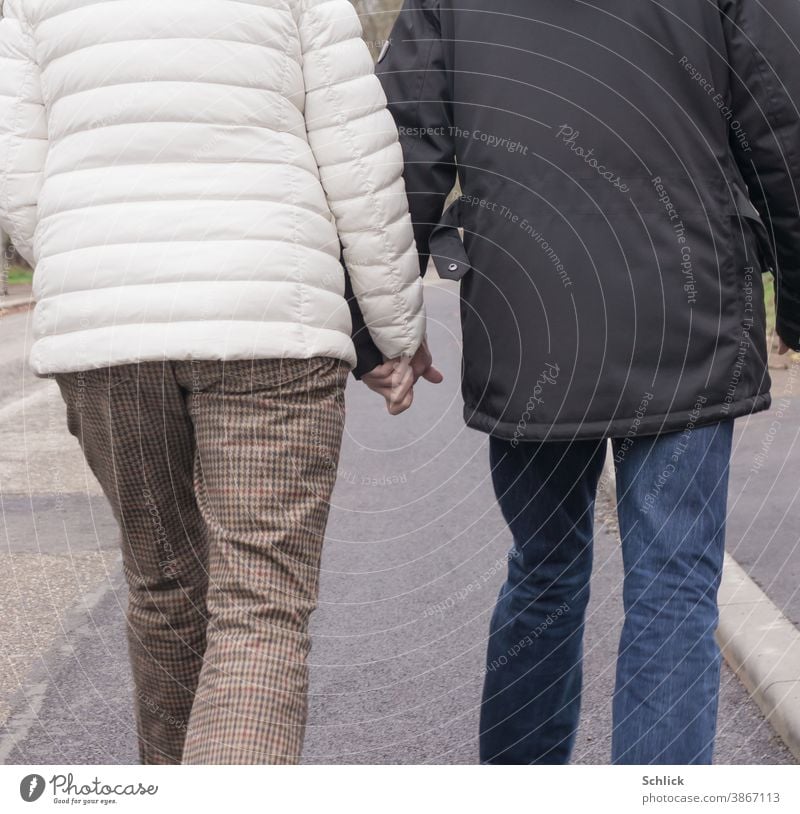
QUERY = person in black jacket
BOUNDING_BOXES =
[353,0,800,764]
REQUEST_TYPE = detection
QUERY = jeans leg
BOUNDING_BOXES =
[479,436,606,764]
[611,420,733,764]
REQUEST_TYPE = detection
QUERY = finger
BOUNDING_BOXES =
[390,364,414,398]
[370,383,399,400]
[364,373,398,391]
[387,387,414,415]
[778,340,790,356]
[363,362,396,382]
[411,351,432,378]
[422,365,444,384]
[394,365,414,391]
[363,380,393,399]
[373,361,396,375]
[389,383,413,409]
[368,380,410,403]
[389,378,413,410]
[391,357,412,380]
[367,360,414,409]
[364,376,395,392]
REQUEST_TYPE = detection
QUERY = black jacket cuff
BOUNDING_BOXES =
[775,274,800,351]
[343,266,384,379]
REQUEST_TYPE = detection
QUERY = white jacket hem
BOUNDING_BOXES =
[29,322,357,376]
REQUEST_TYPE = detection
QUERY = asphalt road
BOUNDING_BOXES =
[0,284,794,764]
[728,361,800,627]
[0,306,39,411]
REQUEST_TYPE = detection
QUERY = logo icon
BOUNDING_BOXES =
[20,774,45,803]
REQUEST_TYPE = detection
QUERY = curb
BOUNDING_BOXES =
[0,295,34,315]
[601,449,800,762]
[716,555,800,761]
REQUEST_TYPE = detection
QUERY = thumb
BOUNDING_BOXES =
[422,365,444,384]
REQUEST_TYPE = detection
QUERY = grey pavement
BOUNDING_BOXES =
[0,283,794,764]
[0,308,120,733]
[0,304,38,411]
[728,361,800,627]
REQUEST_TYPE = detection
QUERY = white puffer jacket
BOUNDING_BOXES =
[0,0,426,374]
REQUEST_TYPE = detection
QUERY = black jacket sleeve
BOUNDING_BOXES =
[377,0,458,274]
[722,0,800,349]
[346,0,457,378]
[344,261,384,379]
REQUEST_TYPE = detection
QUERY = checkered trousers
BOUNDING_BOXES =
[55,357,348,764]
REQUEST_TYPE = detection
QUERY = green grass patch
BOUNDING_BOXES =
[5,265,33,286]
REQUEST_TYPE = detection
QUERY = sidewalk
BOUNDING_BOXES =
[0,284,33,314]
[717,362,800,760]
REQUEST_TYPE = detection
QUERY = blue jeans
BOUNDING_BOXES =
[479,420,734,764]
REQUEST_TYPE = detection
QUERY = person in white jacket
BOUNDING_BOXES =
[0,0,438,764]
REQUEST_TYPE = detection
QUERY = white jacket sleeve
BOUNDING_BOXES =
[0,0,47,267]
[299,0,426,360]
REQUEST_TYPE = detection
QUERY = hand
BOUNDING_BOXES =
[362,338,443,415]
[778,338,791,356]
[362,357,415,415]
[410,338,444,385]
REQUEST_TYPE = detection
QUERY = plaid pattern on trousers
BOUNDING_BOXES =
[55,357,348,764]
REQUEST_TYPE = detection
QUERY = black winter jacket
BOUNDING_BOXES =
[356,0,800,441]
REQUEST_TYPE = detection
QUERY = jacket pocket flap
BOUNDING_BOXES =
[732,183,775,272]
[429,200,472,281]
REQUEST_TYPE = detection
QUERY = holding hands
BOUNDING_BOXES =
[363,338,443,415]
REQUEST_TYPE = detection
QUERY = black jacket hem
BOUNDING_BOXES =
[465,392,772,443]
